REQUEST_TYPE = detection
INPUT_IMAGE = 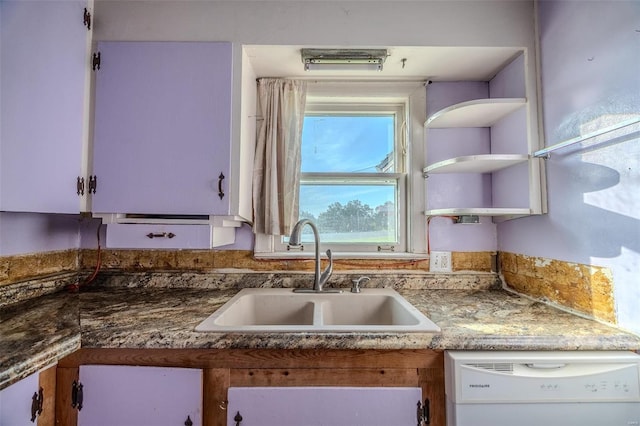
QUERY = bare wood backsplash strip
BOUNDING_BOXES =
[79,249,495,273]
[0,249,78,287]
[499,252,616,324]
[0,248,494,291]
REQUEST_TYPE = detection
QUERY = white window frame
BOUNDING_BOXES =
[280,102,406,253]
[254,81,427,259]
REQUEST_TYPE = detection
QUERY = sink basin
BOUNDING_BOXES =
[206,293,315,326]
[195,288,441,333]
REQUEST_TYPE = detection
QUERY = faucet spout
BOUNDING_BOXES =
[288,219,336,292]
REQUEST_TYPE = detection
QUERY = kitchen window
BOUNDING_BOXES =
[278,102,406,252]
[255,81,427,258]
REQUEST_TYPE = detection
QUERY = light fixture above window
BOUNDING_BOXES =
[301,49,387,72]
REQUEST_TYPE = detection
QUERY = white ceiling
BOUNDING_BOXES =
[244,45,523,81]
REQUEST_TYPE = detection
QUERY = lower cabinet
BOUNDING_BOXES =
[77,366,202,426]
[0,365,56,426]
[55,349,445,426]
[227,387,423,426]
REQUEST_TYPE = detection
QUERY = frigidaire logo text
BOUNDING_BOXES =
[469,384,491,388]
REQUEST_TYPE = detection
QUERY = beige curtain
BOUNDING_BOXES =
[252,79,307,236]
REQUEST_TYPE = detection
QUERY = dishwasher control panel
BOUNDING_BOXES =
[446,351,640,403]
[456,362,639,402]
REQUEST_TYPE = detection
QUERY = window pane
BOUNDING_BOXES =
[301,115,395,173]
[298,184,397,243]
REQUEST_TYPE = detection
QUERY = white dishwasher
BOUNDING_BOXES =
[445,351,640,426]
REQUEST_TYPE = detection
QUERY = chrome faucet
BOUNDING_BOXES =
[288,219,338,293]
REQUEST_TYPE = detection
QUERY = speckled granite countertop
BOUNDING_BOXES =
[2,272,640,390]
[76,287,639,351]
[1,291,80,389]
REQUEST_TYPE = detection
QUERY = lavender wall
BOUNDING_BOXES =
[0,212,80,256]
[92,1,540,256]
[225,224,255,250]
[498,0,640,334]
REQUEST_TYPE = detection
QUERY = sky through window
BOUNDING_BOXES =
[300,115,395,218]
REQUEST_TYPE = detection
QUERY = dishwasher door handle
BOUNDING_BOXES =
[524,363,567,369]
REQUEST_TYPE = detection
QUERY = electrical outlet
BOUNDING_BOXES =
[430,251,452,272]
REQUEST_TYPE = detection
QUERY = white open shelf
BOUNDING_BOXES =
[425,207,532,217]
[423,154,529,174]
[425,98,526,128]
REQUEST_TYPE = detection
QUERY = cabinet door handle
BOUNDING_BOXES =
[218,173,225,200]
[146,232,176,239]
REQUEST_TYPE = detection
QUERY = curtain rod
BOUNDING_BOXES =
[256,78,431,85]
[305,79,430,84]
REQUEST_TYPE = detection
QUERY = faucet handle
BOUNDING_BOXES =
[319,249,333,286]
[351,276,370,293]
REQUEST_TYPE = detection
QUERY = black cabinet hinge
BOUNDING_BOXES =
[417,398,430,425]
[88,175,97,194]
[30,387,43,422]
[83,8,91,30]
[92,52,101,71]
[77,176,85,196]
[78,176,96,196]
[71,380,83,411]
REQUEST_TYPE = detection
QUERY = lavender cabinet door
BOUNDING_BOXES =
[92,42,233,215]
[78,366,202,426]
[227,387,423,426]
[0,370,39,425]
[0,0,89,213]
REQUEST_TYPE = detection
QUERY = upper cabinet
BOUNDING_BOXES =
[424,53,546,221]
[92,41,233,216]
[91,41,254,248]
[0,0,93,213]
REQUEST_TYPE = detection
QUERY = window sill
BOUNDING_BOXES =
[253,251,429,261]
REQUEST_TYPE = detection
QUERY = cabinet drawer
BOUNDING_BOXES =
[105,224,211,249]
